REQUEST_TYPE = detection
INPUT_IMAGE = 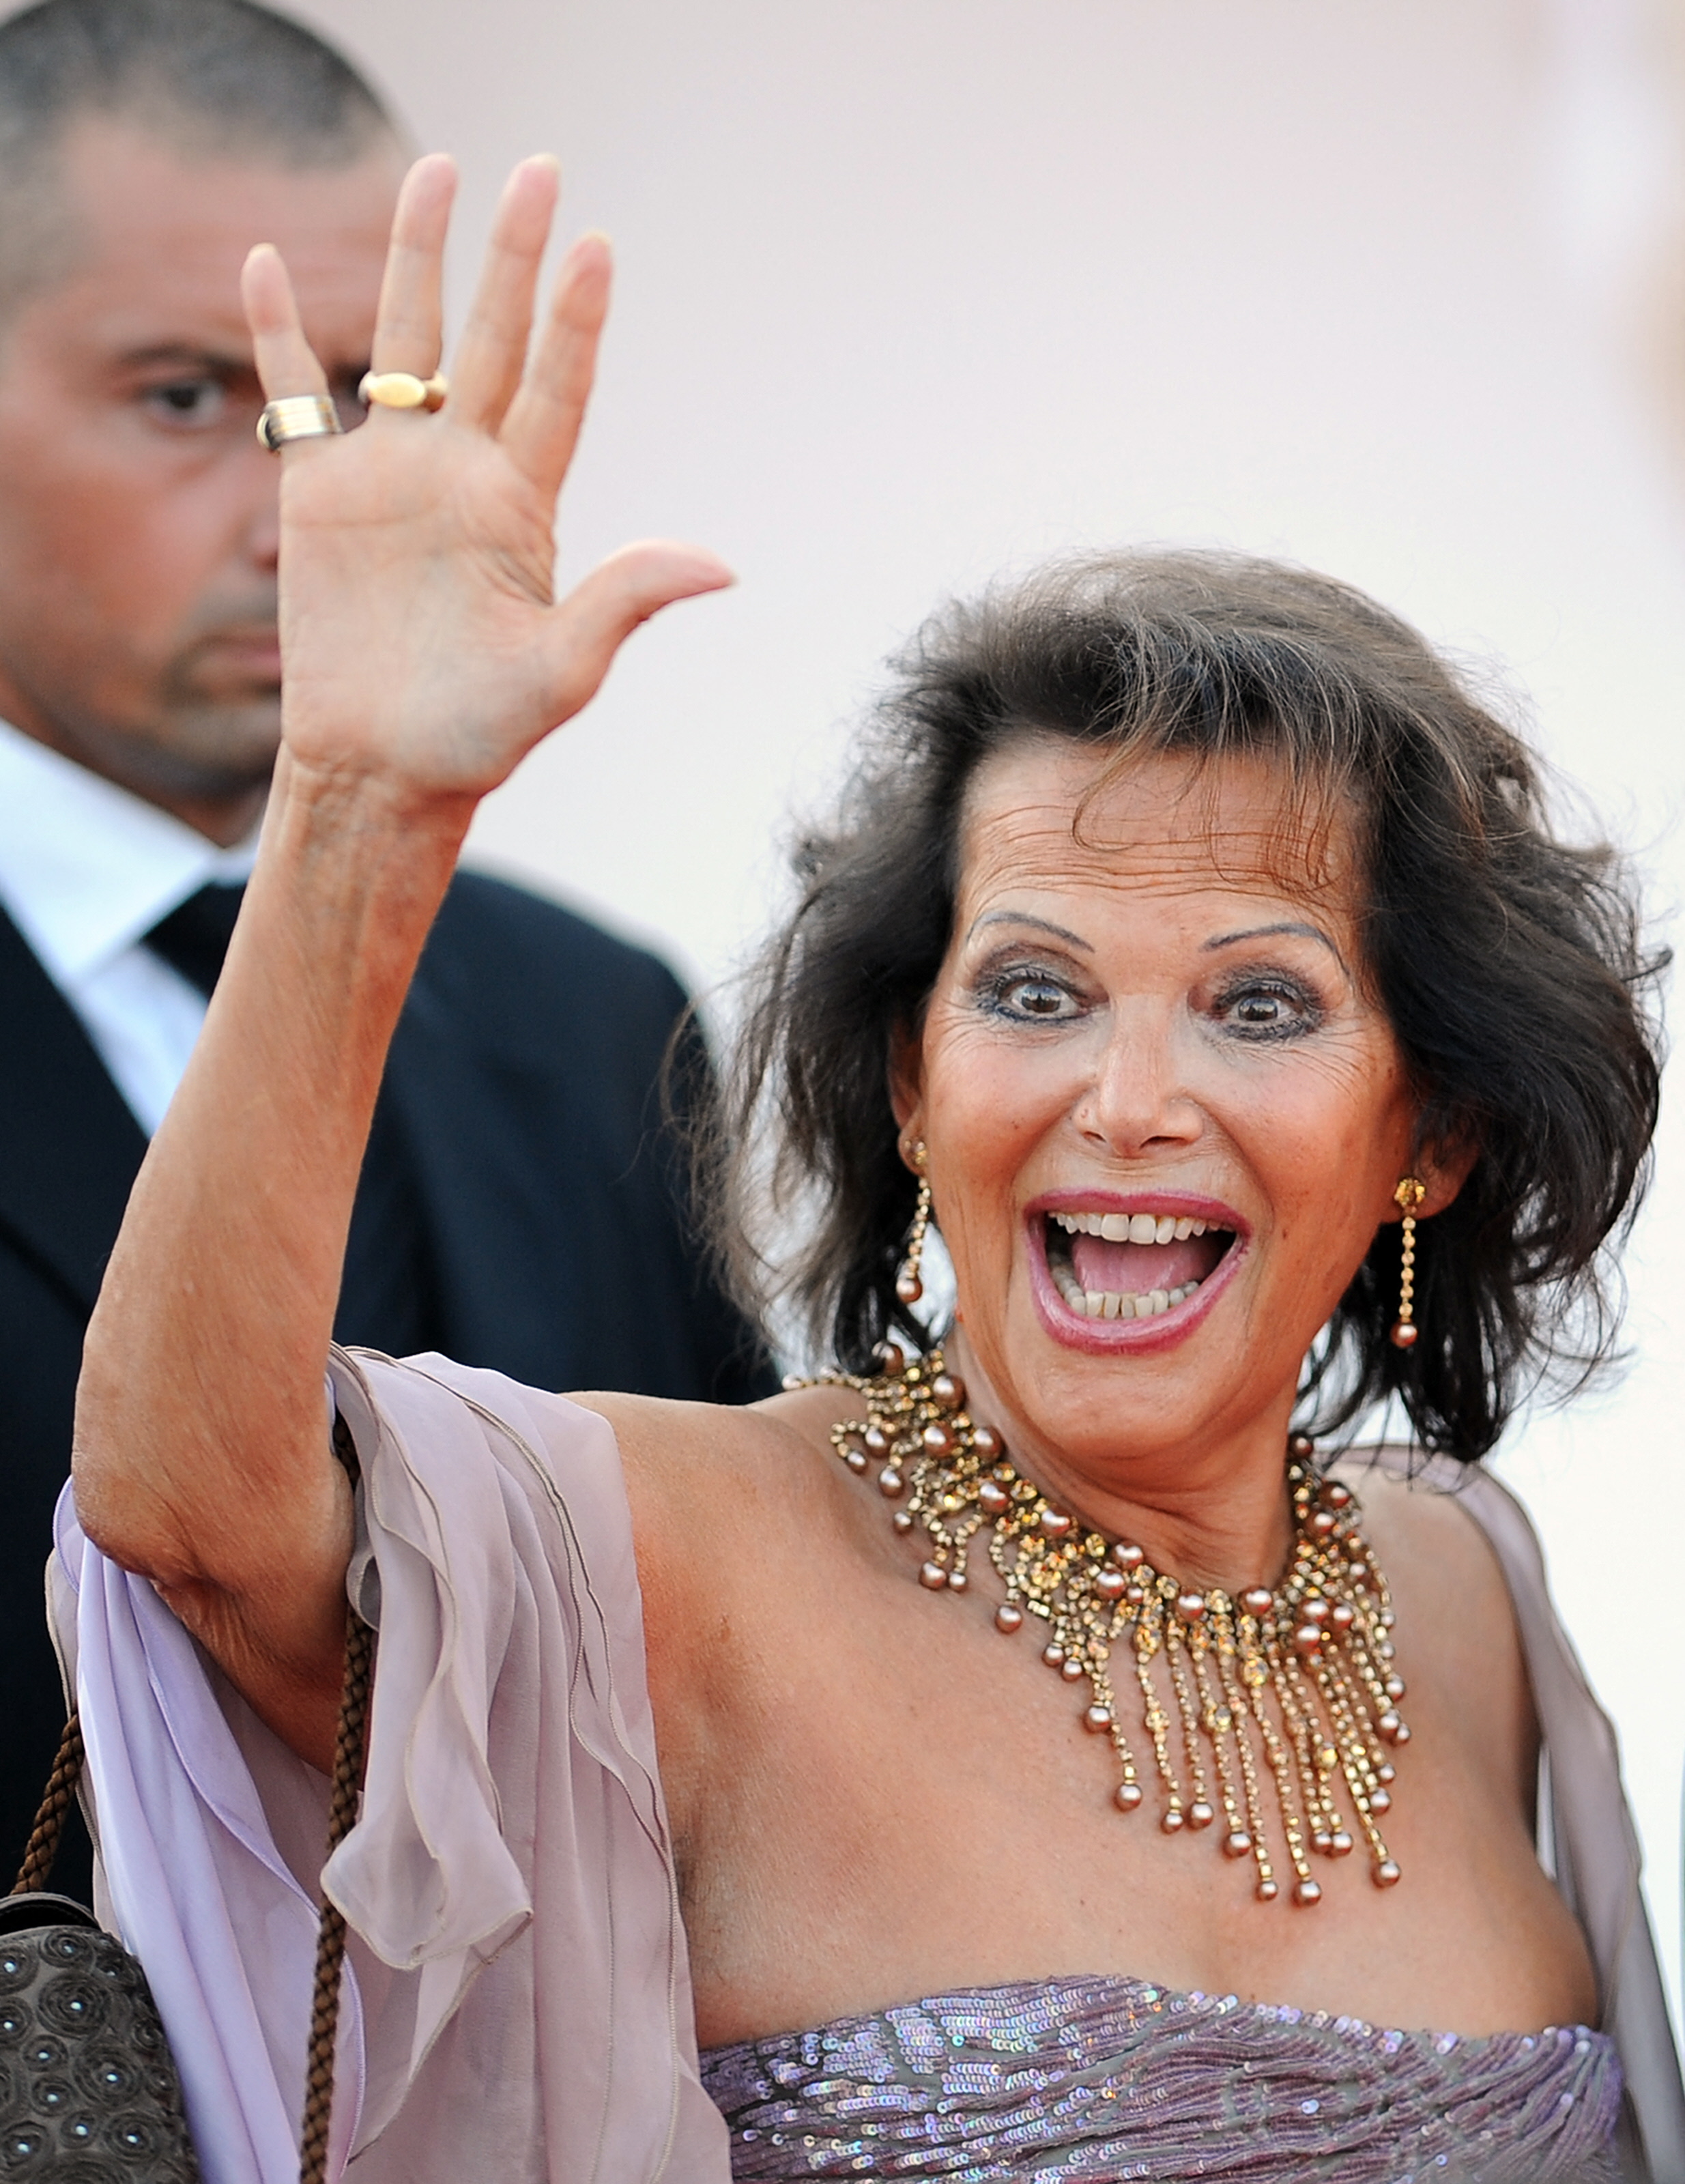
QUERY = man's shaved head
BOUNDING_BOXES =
[0,0,407,838]
[0,0,400,324]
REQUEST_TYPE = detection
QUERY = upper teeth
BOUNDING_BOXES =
[1051,1211,1209,1244]
[1045,1208,1222,1321]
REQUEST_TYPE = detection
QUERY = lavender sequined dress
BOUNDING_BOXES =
[701,1973,1623,2182]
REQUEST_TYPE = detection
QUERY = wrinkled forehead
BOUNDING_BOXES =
[953,736,1364,921]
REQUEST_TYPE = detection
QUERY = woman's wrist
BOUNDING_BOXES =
[260,747,474,941]
[276,743,480,852]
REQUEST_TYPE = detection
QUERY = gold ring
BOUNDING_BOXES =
[256,394,344,451]
[358,371,448,413]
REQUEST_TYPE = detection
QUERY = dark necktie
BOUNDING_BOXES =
[143,881,247,998]
[141,883,442,1356]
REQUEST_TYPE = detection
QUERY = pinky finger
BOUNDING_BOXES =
[241,244,332,401]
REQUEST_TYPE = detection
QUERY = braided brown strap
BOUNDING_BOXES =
[10,1712,86,1896]
[8,1413,374,2182]
[297,1607,375,2184]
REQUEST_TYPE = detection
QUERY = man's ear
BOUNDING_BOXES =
[887,1020,924,1143]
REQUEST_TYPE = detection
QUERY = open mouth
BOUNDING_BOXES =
[1043,1209,1238,1322]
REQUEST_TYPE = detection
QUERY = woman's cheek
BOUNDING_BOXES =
[929,1033,1064,1158]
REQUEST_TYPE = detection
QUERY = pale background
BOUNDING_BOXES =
[291,0,1685,2024]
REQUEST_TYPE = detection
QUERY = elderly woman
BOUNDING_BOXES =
[55,158,1680,2184]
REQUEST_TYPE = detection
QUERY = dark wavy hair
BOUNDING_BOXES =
[708,550,1665,1462]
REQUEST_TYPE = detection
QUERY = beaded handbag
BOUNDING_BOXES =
[4,1421,373,2183]
[1,1719,199,2180]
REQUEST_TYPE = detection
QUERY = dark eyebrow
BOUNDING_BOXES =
[1204,921,1348,973]
[966,910,1093,953]
[117,343,254,376]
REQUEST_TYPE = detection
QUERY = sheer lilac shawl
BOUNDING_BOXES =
[48,1349,1685,2183]
[50,1347,732,2184]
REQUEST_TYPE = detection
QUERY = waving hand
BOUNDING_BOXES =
[242,153,730,811]
[74,156,730,1764]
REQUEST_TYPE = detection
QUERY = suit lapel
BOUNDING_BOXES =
[0,906,147,1314]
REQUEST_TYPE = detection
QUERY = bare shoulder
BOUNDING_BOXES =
[570,1383,876,1768]
[570,1381,863,1590]
[1333,1449,1536,1801]
[1334,1450,1515,1640]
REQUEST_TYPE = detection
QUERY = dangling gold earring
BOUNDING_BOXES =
[896,1142,932,1306]
[1389,1177,1426,1349]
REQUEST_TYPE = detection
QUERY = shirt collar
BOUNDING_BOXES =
[0,717,261,988]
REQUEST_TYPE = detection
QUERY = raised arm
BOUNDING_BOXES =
[71,156,730,1766]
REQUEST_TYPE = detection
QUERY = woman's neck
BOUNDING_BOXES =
[942,1326,1299,1594]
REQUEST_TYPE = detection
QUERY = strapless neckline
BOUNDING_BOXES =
[702,1966,1598,2058]
[700,1970,1622,2181]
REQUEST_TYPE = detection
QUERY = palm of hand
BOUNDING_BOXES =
[245,154,730,813]
[278,423,568,799]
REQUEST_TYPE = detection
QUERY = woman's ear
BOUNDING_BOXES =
[1415,1130,1480,1219]
[887,1020,925,1144]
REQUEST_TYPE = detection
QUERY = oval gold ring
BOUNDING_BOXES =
[359,370,448,413]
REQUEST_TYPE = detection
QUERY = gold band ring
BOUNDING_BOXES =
[359,370,448,413]
[256,394,344,451]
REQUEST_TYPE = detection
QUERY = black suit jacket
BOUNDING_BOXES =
[0,869,772,1896]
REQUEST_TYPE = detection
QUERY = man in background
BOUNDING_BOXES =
[0,0,770,1893]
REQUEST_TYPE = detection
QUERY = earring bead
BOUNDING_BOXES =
[1389,1176,1426,1350]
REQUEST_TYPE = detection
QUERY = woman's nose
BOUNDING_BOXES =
[1071,1010,1202,1155]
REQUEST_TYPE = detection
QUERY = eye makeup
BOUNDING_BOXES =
[1207,966,1329,1041]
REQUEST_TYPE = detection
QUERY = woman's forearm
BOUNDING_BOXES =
[68,154,728,1762]
[73,756,470,1756]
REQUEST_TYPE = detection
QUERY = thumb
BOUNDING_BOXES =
[542,541,734,725]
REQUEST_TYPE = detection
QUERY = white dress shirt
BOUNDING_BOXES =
[0,717,259,1135]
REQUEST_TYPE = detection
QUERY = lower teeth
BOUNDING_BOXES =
[1056,1278,1199,1320]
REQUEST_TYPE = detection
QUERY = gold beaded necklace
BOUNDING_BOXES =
[815,1342,1408,1908]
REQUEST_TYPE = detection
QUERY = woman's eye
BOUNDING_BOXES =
[143,378,227,427]
[1215,979,1319,1037]
[985,973,1079,1021]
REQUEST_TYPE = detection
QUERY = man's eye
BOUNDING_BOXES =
[144,379,227,426]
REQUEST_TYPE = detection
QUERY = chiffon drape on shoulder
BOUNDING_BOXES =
[48,1354,1685,2183]
[50,1347,732,2184]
